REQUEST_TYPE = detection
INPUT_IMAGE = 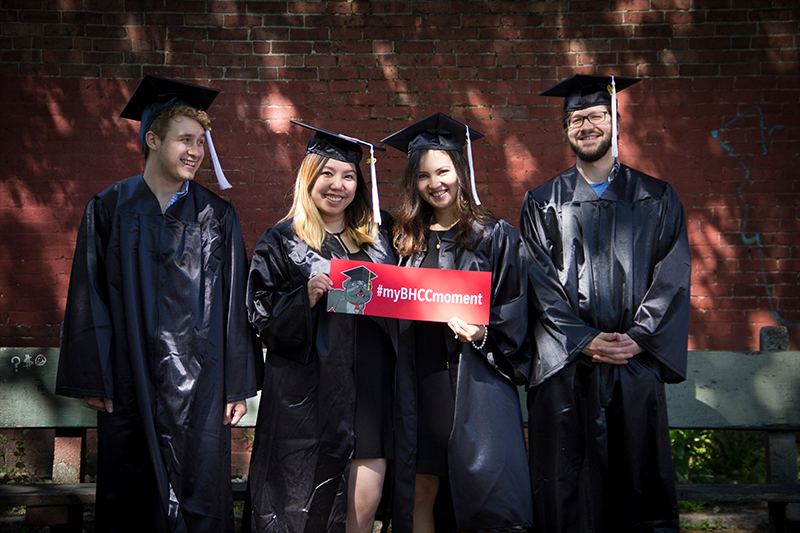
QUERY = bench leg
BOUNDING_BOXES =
[25,504,84,532]
[766,431,799,533]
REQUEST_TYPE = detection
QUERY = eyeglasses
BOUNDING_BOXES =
[566,111,610,129]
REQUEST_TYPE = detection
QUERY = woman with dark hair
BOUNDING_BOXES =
[382,113,533,533]
[243,122,396,533]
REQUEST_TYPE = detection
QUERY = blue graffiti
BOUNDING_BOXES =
[711,106,800,328]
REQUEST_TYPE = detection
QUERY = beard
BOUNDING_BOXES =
[569,132,612,163]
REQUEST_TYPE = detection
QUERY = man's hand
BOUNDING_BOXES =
[223,400,248,426]
[581,332,644,365]
[84,397,114,413]
[308,273,333,309]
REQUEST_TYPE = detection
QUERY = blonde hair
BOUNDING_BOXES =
[282,153,378,251]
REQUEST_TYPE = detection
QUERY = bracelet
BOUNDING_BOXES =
[471,326,488,350]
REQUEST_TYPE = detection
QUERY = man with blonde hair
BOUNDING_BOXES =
[57,75,261,533]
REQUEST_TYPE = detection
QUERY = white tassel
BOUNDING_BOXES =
[205,130,232,190]
[367,144,381,226]
[610,75,618,160]
[466,124,480,205]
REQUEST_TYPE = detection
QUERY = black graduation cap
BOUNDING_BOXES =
[120,74,220,148]
[291,120,385,164]
[539,74,640,113]
[380,112,484,155]
[342,265,377,284]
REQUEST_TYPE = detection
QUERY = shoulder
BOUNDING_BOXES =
[188,181,233,211]
[618,164,679,203]
[525,166,578,205]
[474,217,520,248]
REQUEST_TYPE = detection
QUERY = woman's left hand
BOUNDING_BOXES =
[447,317,485,343]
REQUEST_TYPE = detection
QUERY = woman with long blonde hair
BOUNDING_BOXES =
[243,122,396,533]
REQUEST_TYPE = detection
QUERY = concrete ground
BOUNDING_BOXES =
[680,503,769,532]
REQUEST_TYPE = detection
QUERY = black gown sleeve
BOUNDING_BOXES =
[520,192,600,386]
[246,228,317,365]
[222,205,264,401]
[482,220,531,385]
[56,195,115,399]
[624,184,691,382]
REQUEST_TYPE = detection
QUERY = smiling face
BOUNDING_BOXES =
[416,149,460,219]
[566,104,614,163]
[309,158,358,225]
[147,115,206,185]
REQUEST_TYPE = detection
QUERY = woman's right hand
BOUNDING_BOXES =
[308,272,333,308]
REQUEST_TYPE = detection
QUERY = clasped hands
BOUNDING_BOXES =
[582,332,643,365]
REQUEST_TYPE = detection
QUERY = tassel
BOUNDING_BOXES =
[367,144,381,226]
[465,124,481,205]
[205,130,232,190]
[610,75,618,160]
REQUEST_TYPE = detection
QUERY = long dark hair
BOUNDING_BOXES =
[393,149,492,256]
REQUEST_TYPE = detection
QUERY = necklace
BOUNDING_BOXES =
[326,227,346,236]
[434,230,444,250]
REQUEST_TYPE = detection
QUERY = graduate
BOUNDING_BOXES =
[382,113,532,533]
[56,75,262,533]
[243,122,397,533]
[520,75,691,533]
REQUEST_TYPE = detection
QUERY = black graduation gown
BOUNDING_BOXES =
[391,219,532,533]
[520,164,691,533]
[56,176,262,533]
[243,219,398,533]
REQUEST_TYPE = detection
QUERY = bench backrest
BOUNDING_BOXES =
[3,347,799,430]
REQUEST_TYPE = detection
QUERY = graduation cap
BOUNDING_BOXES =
[341,265,378,286]
[120,74,232,190]
[540,74,641,159]
[291,120,387,225]
[381,112,485,205]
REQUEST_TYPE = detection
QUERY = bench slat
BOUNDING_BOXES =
[677,484,800,502]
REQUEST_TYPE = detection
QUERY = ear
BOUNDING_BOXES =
[145,131,160,152]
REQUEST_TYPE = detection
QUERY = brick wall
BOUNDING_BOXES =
[1,1,798,355]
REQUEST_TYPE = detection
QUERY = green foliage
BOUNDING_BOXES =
[1,429,30,482]
[672,428,767,512]
[683,519,724,531]
[670,429,713,484]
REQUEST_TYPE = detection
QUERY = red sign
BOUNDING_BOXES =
[327,258,491,324]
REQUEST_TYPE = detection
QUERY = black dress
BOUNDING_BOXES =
[413,231,455,475]
[349,247,394,460]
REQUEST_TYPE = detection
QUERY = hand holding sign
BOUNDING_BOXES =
[308,273,333,308]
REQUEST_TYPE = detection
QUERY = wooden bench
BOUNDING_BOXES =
[0,346,259,531]
[666,327,800,532]
[2,327,799,531]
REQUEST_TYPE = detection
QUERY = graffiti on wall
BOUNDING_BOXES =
[711,105,800,328]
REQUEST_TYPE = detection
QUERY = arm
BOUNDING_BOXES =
[469,220,531,385]
[519,191,600,384]
[222,206,263,402]
[623,184,691,381]
[56,195,116,399]
[246,228,320,365]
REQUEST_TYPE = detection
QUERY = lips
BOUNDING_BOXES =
[181,159,197,168]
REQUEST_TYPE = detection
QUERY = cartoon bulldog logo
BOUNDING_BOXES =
[327,265,377,315]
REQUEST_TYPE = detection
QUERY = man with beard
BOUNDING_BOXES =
[520,75,691,533]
